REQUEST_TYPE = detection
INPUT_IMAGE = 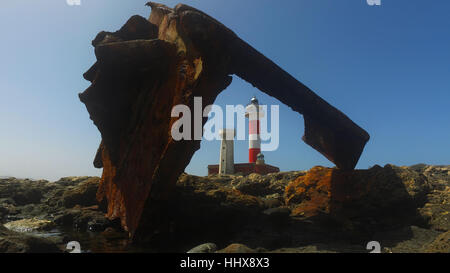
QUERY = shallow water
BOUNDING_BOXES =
[29,227,146,253]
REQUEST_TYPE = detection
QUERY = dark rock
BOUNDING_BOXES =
[0,225,61,253]
[53,176,90,187]
[0,176,111,234]
[43,176,106,215]
[54,206,117,232]
[187,243,217,253]
[268,244,365,253]
[424,231,450,253]
[216,243,258,253]
[418,186,450,232]
[263,207,291,218]
[0,178,49,206]
[87,216,116,232]
[53,213,74,226]
[284,165,431,232]
[263,197,283,209]
[60,177,100,208]
[0,202,19,221]
[409,165,450,232]
[230,172,306,198]
[376,226,441,253]
[101,227,128,240]
[0,163,447,253]
[122,165,448,252]
[232,173,281,197]
[13,188,43,205]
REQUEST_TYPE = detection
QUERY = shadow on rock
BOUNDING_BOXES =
[133,164,446,253]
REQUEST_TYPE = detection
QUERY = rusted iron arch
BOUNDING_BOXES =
[79,3,370,240]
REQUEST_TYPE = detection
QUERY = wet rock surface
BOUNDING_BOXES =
[187,242,217,253]
[0,225,61,253]
[4,218,55,233]
[0,164,448,253]
[0,176,125,253]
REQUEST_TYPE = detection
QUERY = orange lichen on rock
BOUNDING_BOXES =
[285,165,431,222]
[285,167,335,217]
[285,166,377,218]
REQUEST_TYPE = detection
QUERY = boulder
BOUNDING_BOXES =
[0,164,447,253]
[0,225,61,253]
[216,243,258,253]
[3,218,55,233]
[232,174,271,197]
[60,177,101,208]
[54,205,118,232]
[285,165,431,230]
[415,165,450,232]
[375,226,441,253]
[0,178,49,206]
[424,231,450,253]
[187,242,217,253]
[418,187,450,232]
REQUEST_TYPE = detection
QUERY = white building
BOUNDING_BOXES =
[218,129,235,175]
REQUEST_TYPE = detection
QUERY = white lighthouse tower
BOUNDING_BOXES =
[218,129,235,175]
[245,96,265,163]
[207,97,279,176]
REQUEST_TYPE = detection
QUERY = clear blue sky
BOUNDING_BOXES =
[0,0,448,181]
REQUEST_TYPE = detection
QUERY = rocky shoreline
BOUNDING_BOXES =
[0,164,448,253]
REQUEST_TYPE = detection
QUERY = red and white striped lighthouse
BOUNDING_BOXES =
[245,96,264,163]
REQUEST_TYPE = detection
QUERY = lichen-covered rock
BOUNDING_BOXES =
[0,202,19,222]
[424,231,450,253]
[60,177,101,208]
[0,176,114,234]
[269,245,339,253]
[42,176,101,209]
[0,178,50,206]
[0,225,61,253]
[187,242,217,253]
[285,165,431,230]
[285,166,334,216]
[414,165,450,232]
[232,173,271,196]
[376,226,441,253]
[418,189,450,232]
[216,243,258,253]
[53,205,118,232]
[3,218,55,233]
[0,164,447,252]
[410,164,449,189]
[230,171,305,197]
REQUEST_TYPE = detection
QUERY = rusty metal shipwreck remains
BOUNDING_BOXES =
[79,2,370,240]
